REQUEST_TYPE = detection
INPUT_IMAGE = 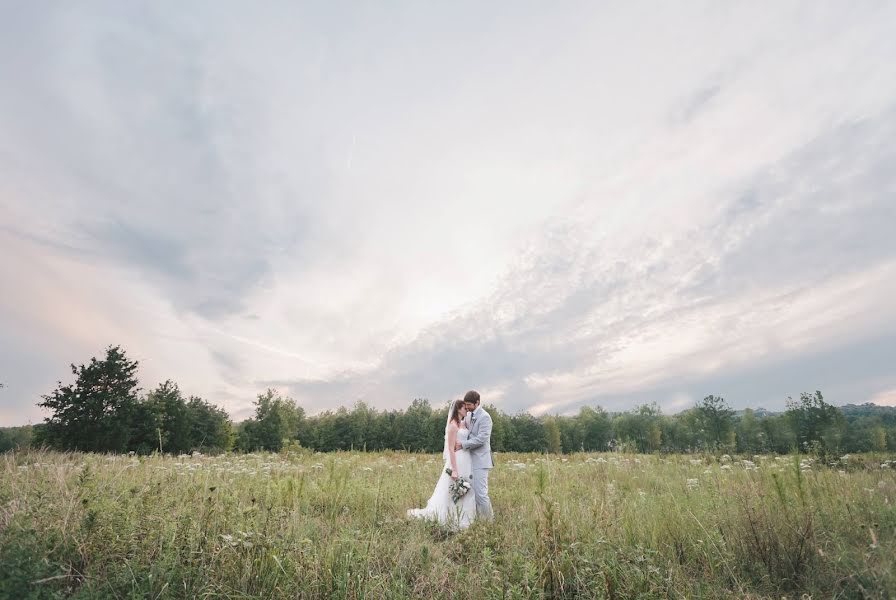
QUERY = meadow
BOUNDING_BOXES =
[1,449,894,599]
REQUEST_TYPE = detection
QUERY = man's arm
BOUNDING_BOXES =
[462,413,492,450]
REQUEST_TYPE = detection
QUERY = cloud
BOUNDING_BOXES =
[870,389,896,407]
[2,3,896,425]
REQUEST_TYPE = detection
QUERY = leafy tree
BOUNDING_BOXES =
[187,396,233,453]
[870,426,887,452]
[577,406,612,451]
[545,417,562,453]
[614,404,663,453]
[484,404,509,452]
[0,425,33,453]
[237,389,304,452]
[694,395,735,450]
[785,391,842,455]
[37,346,140,452]
[735,408,765,453]
[399,399,434,451]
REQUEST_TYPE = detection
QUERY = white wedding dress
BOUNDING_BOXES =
[407,427,477,530]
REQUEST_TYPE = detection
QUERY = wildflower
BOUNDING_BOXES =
[720,454,731,463]
[686,478,699,489]
[638,490,647,498]
[720,465,732,471]
[689,459,702,466]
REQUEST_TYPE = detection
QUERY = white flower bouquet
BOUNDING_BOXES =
[444,468,472,503]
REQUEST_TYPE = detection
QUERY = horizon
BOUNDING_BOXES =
[2,3,896,427]
[2,369,895,429]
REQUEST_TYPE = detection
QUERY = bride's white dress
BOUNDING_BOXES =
[407,427,476,530]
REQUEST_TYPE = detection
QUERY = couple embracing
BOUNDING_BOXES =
[407,390,494,530]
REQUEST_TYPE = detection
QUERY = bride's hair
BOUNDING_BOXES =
[448,399,465,426]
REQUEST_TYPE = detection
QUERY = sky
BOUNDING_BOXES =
[1,2,895,426]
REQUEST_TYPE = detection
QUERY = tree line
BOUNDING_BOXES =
[2,345,895,457]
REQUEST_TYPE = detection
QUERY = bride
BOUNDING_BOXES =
[407,399,477,530]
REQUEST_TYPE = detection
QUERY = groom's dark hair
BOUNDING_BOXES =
[463,390,480,405]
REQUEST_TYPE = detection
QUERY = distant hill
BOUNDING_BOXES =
[839,403,896,420]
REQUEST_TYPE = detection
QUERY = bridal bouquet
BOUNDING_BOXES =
[444,468,473,503]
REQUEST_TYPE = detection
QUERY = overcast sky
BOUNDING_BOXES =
[2,2,895,426]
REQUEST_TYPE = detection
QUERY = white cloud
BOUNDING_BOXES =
[2,2,896,424]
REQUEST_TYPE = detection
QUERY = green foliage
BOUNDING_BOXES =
[694,395,735,450]
[36,345,140,453]
[28,346,232,456]
[16,348,896,460]
[786,391,844,457]
[0,523,79,599]
[0,425,33,453]
[236,389,305,452]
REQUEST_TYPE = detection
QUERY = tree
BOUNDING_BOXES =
[545,417,562,454]
[37,346,140,452]
[237,389,304,452]
[577,406,612,451]
[785,391,842,455]
[870,426,887,452]
[695,395,735,450]
[736,408,765,453]
[399,399,433,451]
[187,396,233,453]
[0,425,33,453]
[613,404,663,453]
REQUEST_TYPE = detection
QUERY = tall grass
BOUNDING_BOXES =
[1,449,893,599]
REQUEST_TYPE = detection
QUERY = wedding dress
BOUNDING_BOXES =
[407,426,477,530]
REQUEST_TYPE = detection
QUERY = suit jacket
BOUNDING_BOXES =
[461,406,494,470]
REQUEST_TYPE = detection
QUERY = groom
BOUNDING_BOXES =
[456,390,494,521]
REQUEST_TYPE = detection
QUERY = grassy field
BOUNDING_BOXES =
[1,449,894,599]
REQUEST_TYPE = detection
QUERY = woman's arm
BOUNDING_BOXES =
[447,424,459,479]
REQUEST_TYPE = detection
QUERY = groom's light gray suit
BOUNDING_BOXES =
[462,406,494,520]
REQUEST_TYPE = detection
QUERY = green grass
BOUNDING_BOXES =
[1,449,894,599]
